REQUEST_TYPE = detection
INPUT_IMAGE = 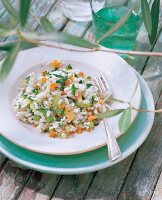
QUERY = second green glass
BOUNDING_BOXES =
[91,0,142,50]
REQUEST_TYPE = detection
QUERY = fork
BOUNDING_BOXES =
[95,72,121,161]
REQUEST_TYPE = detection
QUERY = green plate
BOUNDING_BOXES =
[0,74,154,174]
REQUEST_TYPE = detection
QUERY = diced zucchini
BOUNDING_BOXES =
[46,116,55,123]
[33,115,41,121]
[53,94,60,107]
[38,108,47,116]
[89,121,94,128]
[76,102,92,108]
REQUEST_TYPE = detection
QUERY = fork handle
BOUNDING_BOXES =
[103,119,121,161]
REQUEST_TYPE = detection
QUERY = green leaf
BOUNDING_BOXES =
[0,42,20,80]
[0,42,16,51]
[38,32,99,49]
[141,0,152,36]
[0,29,16,38]
[1,0,19,20]
[97,109,124,119]
[0,22,11,31]
[40,16,55,32]
[97,8,132,43]
[107,96,125,104]
[149,0,160,45]
[119,107,131,133]
[19,0,31,27]
[19,41,37,50]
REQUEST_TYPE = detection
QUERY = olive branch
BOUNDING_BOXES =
[0,0,161,133]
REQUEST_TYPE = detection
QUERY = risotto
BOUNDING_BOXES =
[13,60,109,138]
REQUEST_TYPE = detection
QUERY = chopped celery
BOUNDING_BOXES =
[33,115,41,121]
[89,121,94,128]
[76,102,92,108]
[46,116,55,123]
[38,108,47,116]
[60,133,67,139]
[53,94,60,107]
[71,83,76,95]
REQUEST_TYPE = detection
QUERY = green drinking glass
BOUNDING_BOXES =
[90,0,143,51]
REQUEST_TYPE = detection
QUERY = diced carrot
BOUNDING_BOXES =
[61,91,66,96]
[61,102,66,109]
[98,98,103,104]
[76,127,83,134]
[65,79,70,86]
[67,112,75,122]
[69,75,74,81]
[50,60,61,68]
[49,82,58,90]
[65,106,71,114]
[41,76,47,83]
[49,130,55,138]
[88,115,96,122]
[77,92,82,100]
[86,128,91,132]
[78,71,84,78]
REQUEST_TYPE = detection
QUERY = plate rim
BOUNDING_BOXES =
[0,71,155,175]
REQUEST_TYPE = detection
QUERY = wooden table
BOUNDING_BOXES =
[0,0,162,199]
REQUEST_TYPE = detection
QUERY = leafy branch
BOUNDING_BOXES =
[0,0,161,80]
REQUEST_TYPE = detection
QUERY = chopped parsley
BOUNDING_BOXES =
[66,64,72,69]
[32,89,39,95]
[71,83,76,95]
[91,95,95,104]
[79,80,83,84]
[86,83,92,89]
[53,74,64,78]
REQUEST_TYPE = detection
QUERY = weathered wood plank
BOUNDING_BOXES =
[151,171,162,200]
[17,172,61,200]
[117,94,162,200]
[142,32,162,103]
[37,1,68,33]
[51,173,95,200]
[46,1,68,31]
[28,0,57,30]
[63,21,91,37]
[84,155,135,200]
[0,162,31,200]
[0,0,14,17]
[0,154,7,172]
[0,0,19,31]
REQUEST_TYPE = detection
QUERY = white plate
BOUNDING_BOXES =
[0,45,141,155]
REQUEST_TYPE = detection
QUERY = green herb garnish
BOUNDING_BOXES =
[66,64,72,69]
[58,122,63,127]
[60,110,65,115]
[79,80,83,84]
[56,79,64,84]
[71,83,76,95]
[86,83,92,89]
[32,89,39,95]
[53,74,64,78]
[91,96,95,104]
